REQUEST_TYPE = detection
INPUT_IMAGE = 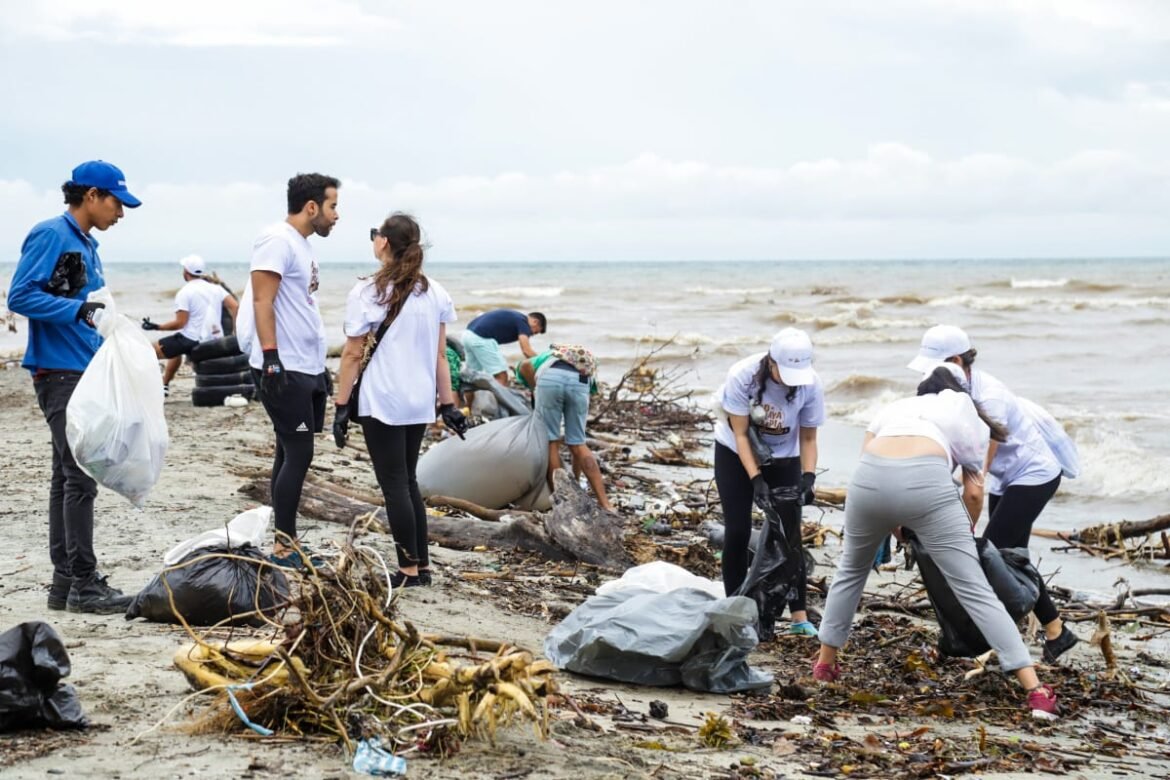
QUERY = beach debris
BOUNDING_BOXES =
[0,621,87,732]
[1037,512,1170,564]
[649,700,669,719]
[352,738,407,776]
[698,712,734,749]
[166,535,557,755]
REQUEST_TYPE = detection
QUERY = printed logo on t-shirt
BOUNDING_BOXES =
[758,404,790,436]
[308,258,320,298]
[296,422,309,432]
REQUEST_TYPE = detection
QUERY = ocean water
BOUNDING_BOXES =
[3,257,1168,537]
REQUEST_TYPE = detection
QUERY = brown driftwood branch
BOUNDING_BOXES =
[425,495,535,523]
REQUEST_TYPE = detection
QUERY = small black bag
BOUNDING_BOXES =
[0,621,87,731]
[126,544,289,627]
[907,533,1042,658]
[45,251,87,298]
[733,487,804,641]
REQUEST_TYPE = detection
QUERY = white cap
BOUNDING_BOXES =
[907,324,970,373]
[769,327,816,386]
[921,361,970,391]
[179,254,206,276]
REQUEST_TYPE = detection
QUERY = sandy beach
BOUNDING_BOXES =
[1,362,1169,780]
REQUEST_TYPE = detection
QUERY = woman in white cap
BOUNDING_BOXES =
[814,365,1059,720]
[908,325,1077,663]
[142,254,238,395]
[712,327,824,636]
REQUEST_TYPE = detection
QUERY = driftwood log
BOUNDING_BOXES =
[1033,514,1170,543]
[239,469,633,571]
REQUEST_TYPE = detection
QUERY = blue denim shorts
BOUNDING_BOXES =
[535,367,589,444]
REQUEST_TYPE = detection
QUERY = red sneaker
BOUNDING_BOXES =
[1027,684,1058,721]
[812,661,840,683]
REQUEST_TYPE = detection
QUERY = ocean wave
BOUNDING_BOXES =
[1062,430,1170,498]
[1011,277,1068,289]
[928,294,1170,312]
[684,286,774,295]
[468,286,563,298]
[813,331,916,346]
[827,374,906,397]
[604,331,762,348]
[809,286,847,296]
[826,390,905,426]
[878,294,931,305]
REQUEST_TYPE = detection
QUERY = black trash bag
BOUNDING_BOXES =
[0,621,87,731]
[125,544,289,627]
[733,487,804,641]
[907,533,1042,658]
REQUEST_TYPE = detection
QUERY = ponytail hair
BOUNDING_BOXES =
[372,213,428,320]
[917,366,1008,442]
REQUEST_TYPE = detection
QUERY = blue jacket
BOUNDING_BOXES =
[8,212,106,373]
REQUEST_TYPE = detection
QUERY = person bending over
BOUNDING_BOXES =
[462,308,546,388]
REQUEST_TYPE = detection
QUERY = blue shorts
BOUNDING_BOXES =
[535,366,589,445]
[461,330,509,376]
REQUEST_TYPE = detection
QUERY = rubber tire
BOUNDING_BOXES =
[195,370,254,389]
[193,352,250,374]
[191,384,255,407]
[446,333,465,360]
[189,335,239,363]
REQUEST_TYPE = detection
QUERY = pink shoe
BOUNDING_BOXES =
[812,661,840,683]
[1027,684,1059,721]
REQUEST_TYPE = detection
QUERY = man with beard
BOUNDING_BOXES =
[238,173,339,568]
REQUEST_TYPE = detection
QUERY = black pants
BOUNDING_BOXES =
[34,372,98,581]
[362,419,429,570]
[714,442,805,611]
[984,475,1062,625]
[255,371,329,539]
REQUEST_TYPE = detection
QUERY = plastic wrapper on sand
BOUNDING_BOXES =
[544,585,773,694]
[0,621,87,731]
[418,411,551,511]
[65,288,169,507]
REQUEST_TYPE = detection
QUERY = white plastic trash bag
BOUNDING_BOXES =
[596,561,726,599]
[163,506,273,566]
[66,289,169,507]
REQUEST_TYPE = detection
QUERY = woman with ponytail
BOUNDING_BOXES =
[712,327,824,637]
[332,213,467,588]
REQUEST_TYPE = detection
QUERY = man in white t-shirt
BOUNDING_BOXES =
[242,173,339,568]
[141,254,238,394]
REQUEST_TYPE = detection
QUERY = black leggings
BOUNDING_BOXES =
[713,442,805,611]
[984,475,1062,626]
[270,433,314,539]
[362,419,429,570]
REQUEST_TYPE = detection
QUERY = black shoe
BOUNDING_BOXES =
[67,573,134,615]
[417,569,433,586]
[389,570,422,589]
[47,572,72,611]
[1042,626,1079,663]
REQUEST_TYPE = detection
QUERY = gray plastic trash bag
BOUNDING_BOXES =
[461,369,532,418]
[418,411,551,510]
[544,587,773,693]
[0,621,87,731]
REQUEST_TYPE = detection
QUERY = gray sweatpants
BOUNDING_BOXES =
[819,454,1032,671]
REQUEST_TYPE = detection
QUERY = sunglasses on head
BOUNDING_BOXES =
[369,227,381,241]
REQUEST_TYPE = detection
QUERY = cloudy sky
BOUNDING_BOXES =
[2,0,1169,263]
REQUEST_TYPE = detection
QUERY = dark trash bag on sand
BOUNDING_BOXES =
[0,621,87,731]
[126,544,289,627]
[907,533,1042,658]
[544,587,773,694]
[733,487,804,641]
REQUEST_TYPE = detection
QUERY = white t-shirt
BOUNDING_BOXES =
[175,279,229,341]
[713,352,825,458]
[242,222,326,375]
[866,391,989,472]
[343,277,457,425]
[968,369,1061,489]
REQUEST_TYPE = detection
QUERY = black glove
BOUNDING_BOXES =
[751,473,771,510]
[76,301,105,329]
[799,471,817,506]
[332,404,350,448]
[439,403,468,439]
[141,317,160,331]
[324,370,334,398]
[260,348,287,399]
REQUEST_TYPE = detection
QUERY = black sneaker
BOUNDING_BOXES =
[389,570,422,589]
[66,573,134,615]
[1042,626,1079,663]
[417,569,433,586]
[47,572,71,611]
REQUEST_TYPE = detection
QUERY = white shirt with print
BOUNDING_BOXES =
[344,277,457,426]
[713,352,825,458]
[244,222,326,375]
[969,369,1061,490]
[175,279,228,342]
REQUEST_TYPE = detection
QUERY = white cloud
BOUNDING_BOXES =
[3,145,1166,262]
[1,0,399,47]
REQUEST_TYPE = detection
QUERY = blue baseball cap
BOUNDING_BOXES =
[70,160,142,208]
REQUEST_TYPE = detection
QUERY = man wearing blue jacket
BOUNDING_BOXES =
[7,160,142,614]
